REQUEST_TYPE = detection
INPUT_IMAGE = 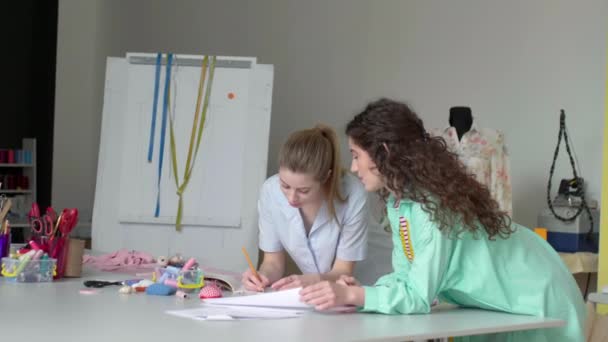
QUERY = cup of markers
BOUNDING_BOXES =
[1,250,57,282]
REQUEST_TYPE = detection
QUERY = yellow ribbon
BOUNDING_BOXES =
[168,56,216,231]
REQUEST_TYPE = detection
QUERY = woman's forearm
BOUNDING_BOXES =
[259,261,284,283]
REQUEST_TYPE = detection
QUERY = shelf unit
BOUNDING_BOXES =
[0,164,34,168]
[0,138,36,235]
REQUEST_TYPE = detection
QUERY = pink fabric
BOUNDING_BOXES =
[83,249,156,272]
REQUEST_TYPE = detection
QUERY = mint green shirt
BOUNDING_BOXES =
[361,196,586,342]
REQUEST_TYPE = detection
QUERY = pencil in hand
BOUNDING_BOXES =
[242,246,266,291]
[242,246,259,278]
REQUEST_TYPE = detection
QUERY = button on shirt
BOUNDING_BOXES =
[258,173,369,274]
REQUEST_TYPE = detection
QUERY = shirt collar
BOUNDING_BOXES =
[279,197,332,234]
[388,194,414,209]
[442,120,479,136]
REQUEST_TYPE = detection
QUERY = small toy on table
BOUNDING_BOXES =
[149,256,204,297]
[168,254,185,268]
[119,285,134,294]
[199,283,223,299]
[156,256,168,267]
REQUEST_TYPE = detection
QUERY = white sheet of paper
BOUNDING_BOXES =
[202,287,311,309]
[166,305,307,321]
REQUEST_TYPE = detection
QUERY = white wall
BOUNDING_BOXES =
[280,0,607,227]
[53,1,105,227]
[55,0,607,242]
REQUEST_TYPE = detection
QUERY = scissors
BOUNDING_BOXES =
[30,215,55,237]
[28,203,57,237]
[58,208,78,237]
[48,208,79,259]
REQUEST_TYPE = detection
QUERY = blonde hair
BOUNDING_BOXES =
[279,124,346,222]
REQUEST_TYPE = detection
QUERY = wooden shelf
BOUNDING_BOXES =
[0,190,32,194]
[0,163,33,167]
[8,223,29,228]
[0,139,36,241]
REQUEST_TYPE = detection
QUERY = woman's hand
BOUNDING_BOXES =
[271,274,322,291]
[241,269,270,292]
[299,280,364,310]
[336,274,360,286]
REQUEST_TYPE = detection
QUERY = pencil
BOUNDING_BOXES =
[241,246,260,280]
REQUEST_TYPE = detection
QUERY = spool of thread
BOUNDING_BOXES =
[181,258,196,272]
[32,250,44,261]
[14,252,34,276]
[40,254,49,275]
[5,175,15,190]
[19,175,29,190]
[165,266,180,275]
[164,279,178,288]
[158,272,169,284]
[19,249,36,261]
[29,240,42,251]
[119,285,134,294]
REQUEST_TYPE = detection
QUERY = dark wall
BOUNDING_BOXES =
[1,1,57,210]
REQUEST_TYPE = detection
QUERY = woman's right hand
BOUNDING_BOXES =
[241,269,270,292]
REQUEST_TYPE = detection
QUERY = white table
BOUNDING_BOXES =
[588,292,608,305]
[0,268,563,342]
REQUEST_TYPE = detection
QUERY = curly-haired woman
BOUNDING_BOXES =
[300,99,585,342]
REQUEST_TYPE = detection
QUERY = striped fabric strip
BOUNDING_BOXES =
[399,216,414,262]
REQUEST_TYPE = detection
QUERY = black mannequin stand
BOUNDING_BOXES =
[449,106,473,141]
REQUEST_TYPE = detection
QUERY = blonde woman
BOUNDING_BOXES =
[242,125,369,292]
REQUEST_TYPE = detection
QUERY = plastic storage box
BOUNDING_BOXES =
[537,207,600,253]
[1,257,57,282]
[152,266,204,292]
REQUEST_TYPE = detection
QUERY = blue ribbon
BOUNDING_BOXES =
[155,53,173,217]
[147,53,162,162]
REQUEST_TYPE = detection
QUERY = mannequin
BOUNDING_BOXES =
[431,106,513,215]
[449,106,473,141]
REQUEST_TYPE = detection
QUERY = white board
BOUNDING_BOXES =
[118,53,255,227]
[92,55,273,271]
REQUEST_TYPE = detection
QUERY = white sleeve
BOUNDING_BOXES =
[336,182,369,261]
[490,131,513,215]
[257,184,283,252]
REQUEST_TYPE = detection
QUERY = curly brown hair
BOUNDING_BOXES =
[346,99,512,239]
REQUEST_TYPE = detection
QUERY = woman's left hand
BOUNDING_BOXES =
[271,274,322,291]
[299,281,358,310]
